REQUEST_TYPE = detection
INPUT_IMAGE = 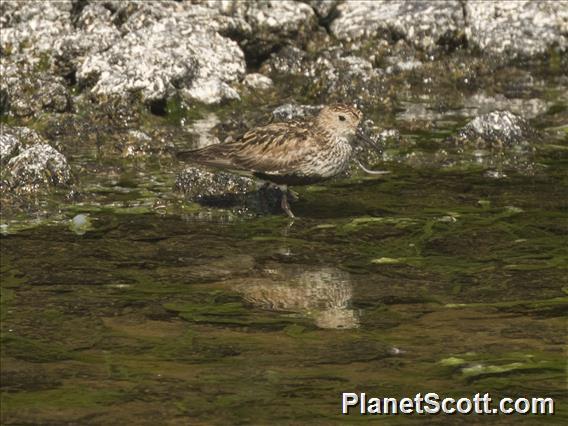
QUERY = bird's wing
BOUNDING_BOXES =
[179,122,321,175]
[227,122,320,174]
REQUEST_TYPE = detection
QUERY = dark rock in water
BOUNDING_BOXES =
[454,111,538,149]
[175,166,282,214]
[5,143,71,193]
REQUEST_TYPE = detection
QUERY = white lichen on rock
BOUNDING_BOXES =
[457,111,537,147]
[0,130,20,163]
[76,9,245,104]
[465,1,568,58]
[243,73,274,90]
[331,0,465,50]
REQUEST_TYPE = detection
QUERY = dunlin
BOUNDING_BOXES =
[177,104,385,218]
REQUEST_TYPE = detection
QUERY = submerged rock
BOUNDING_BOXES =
[175,166,285,214]
[69,213,93,236]
[176,166,256,206]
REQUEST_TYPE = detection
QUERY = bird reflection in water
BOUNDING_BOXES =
[234,263,359,329]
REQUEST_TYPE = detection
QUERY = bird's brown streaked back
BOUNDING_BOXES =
[179,120,323,175]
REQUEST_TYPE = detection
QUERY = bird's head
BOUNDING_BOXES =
[316,104,362,140]
[316,104,381,154]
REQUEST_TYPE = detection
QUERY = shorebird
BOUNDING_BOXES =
[177,104,386,218]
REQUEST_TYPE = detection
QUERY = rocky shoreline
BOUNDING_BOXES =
[1,0,566,216]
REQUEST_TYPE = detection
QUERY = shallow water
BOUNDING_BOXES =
[1,106,568,424]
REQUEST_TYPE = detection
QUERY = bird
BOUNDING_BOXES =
[177,104,387,218]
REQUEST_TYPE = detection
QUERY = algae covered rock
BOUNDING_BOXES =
[6,143,71,193]
[0,64,71,117]
[175,165,285,214]
[176,166,256,206]
[1,126,71,195]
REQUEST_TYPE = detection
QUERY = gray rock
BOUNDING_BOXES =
[6,143,71,192]
[330,0,566,59]
[0,126,45,147]
[77,9,245,104]
[261,46,311,76]
[1,1,246,107]
[465,1,568,59]
[330,1,465,51]
[211,0,317,61]
[304,1,341,20]
[1,1,73,55]
[455,111,538,148]
[0,129,20,163]
[243,73,274,90]
[262,46,386,106]
[52,3,121,77]
[0,65,71,117]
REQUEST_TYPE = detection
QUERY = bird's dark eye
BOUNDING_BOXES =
[338,115,346,121]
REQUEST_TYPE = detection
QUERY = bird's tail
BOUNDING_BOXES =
[176,144,235,169]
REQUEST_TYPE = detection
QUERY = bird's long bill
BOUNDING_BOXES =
[356,130,382,155]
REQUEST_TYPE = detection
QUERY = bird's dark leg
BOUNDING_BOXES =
[279,185,295,218]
